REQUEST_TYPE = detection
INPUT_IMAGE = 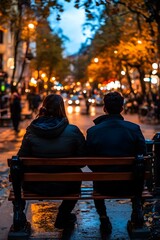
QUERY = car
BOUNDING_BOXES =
[95,95,104,106]
[67,95,80,106]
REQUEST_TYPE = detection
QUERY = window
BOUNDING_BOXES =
[0,54,3,69]
[0,30,3,43]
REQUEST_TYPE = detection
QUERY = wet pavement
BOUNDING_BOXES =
[0,195,159,239]
[0,100,160,239]
[26,199,132,239]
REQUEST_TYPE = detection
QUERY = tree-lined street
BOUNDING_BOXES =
[0,1,160,239]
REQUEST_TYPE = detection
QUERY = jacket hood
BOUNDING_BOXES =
[93,114,124,125]
[28,116,68,138]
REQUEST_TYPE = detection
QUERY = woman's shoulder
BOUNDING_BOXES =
[66,123,80,131]
[64,123,84,135]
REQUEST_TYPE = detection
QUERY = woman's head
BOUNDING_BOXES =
[38,94,67,118]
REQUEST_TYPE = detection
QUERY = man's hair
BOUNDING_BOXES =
[104,91,124,114]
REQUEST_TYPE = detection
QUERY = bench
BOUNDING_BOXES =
[0,108,8,116]
[21,112,32,121]
[0,108,11,127]
[7,155,153,239]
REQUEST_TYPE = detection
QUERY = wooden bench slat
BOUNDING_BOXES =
[22,172,134,181]
[9,171,151,182]
[8,188,153,201]
[7,156,151,166]
[8,171,151,182]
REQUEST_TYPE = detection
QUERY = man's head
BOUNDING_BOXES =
[103,91,124,114]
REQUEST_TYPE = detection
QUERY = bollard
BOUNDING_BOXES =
[152,132,160,195]
[145,139,154,192]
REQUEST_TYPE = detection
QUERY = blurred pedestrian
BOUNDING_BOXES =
[10,92,21,133]
[31,93,41,114]
[17,93,86,229]
[85,98,91,115]
[155,94,160,121]
[86,91,146,234]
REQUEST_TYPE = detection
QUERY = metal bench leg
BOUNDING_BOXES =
[12,200,27,231]
[8,156,31,239]
[131,196,144,227]
[127,197,151,239]
[8,200,31,240]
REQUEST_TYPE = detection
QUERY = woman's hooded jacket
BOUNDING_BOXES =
[18,116,86,173]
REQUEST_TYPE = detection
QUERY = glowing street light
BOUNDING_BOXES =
[28,23,35,30]
[121,70,126,75]
[137,40,142,44]
[152,63,158,70]
[41,73,46,78]
[94,58,99,63]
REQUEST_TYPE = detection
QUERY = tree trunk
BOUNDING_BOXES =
[10,31,20,93]
[137,66,146,98]
[16,39,29,87]
[10,0,23,93]
[125,65,134,94]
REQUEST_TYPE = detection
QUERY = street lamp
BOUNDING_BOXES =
[152,62,159,93]
[94,58,99,63]
[121,70,125,76]
[137,40,142,44]
[152,63,158,69]
[18,22,35,92]
[28,23,35,30]
[27,23,35,55]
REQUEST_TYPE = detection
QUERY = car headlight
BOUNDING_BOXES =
[68,100,72,104]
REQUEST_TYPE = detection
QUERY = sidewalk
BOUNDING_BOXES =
[0,197,132,239]
[0,194,160,239]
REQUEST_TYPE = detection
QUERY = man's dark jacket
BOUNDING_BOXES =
[86,114,147,195]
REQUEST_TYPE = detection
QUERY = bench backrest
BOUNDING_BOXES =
[8,156,151,182]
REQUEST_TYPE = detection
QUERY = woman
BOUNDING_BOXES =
[17,94,86,229]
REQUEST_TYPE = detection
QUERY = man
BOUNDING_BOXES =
[86,91,146,234]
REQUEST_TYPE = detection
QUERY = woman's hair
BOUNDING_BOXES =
[37,94,67,118]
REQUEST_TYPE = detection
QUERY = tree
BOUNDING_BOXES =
[30,21,70,92]
[85,4,158,96]
[71,0,160,60]
[0,0,68,92]
[0,0,37,92]
[1,0,159,94]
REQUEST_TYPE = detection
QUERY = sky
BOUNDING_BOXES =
[49,2,91,56]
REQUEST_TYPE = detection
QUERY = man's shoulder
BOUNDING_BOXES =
[87,119,140,134]
[122,120,140,129]
[87,123,102,134]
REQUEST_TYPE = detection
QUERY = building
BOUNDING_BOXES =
[0,25,13,93]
